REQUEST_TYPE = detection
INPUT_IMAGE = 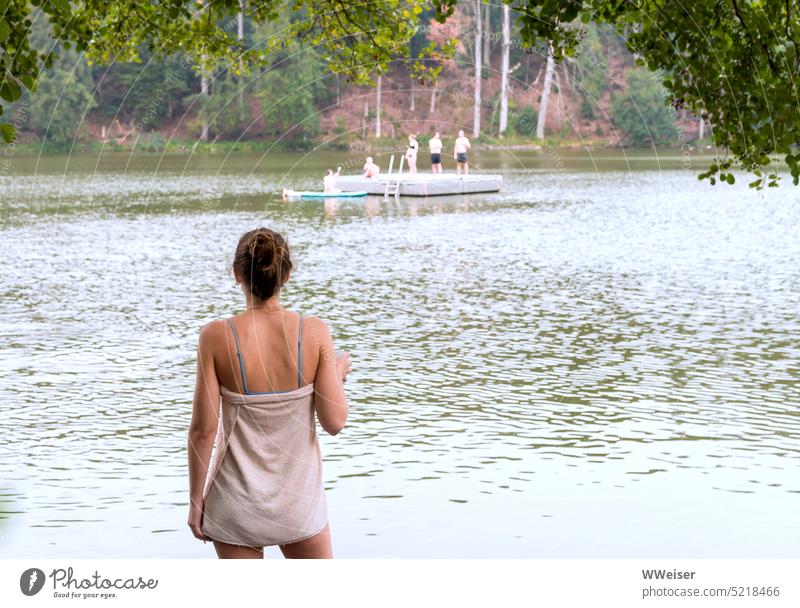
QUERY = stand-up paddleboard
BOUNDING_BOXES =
[283,189,368,199]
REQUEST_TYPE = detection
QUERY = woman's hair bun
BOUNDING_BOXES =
[233,227,293,300]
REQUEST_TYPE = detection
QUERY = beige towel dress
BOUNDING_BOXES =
[201,316,328,547]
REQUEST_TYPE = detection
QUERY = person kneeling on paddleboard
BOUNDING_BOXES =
[324,166,342,194]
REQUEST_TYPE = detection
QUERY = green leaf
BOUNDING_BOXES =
[19,75,35,91]
[0,18,10,43]
[0,123,16,143]
[0,77,22,102]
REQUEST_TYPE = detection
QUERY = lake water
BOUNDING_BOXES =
[1,149,799,558]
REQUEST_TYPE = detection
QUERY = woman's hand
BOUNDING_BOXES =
[335,350,352,383]
[188,501,212,542]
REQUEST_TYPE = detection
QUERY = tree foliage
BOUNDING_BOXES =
[14,13,96,147]
[92,51,194,127]
[508,0,800,187]
[610,68,678,146]
[250,18,331,146]
[0,0,457,141]
[25,49,96,147]
[572,25,612,120]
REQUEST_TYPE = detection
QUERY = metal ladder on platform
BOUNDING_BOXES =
[383,154,404,200]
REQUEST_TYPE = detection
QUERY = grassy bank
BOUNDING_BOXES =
[6,134,722,156]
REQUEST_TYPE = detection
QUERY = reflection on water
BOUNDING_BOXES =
[1,151,799,557]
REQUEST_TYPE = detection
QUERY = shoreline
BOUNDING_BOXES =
[4,138,723,157]
[3,132,725,156]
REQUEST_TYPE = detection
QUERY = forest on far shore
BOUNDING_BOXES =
[6,3,709,152]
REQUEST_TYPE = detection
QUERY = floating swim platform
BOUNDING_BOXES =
[285,190,369,199]
[334,173,502,197]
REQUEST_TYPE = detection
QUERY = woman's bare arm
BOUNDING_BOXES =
[187,321,221,540]
[309,317,349,435]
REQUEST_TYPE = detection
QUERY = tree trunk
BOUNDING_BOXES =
[429,88,437,114]
[536,43,554,140]
[200,71,210,142]
[375,75,381,138]
[237,2,245,50]
[483,2,491,69]
[473,0,482,137]
[197,0,210,142]
[410,85,415,112]
[499,4,510,135]
[237,0,245,122]
[698,117,705,140]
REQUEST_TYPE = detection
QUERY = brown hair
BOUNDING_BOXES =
[232,227,293,300]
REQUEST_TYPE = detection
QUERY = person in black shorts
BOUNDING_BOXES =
[429,132,443,174]
[453,130,471,175]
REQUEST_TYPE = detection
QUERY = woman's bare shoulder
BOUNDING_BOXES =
[197,318,228,347]
[296,314,332,343]
[298,313,324,323]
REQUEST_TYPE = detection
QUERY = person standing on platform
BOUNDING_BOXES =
[454,130,471,175]
[429,132,443,174]
[405,134,419,174]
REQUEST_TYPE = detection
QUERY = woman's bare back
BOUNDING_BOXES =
[212,308,321,395]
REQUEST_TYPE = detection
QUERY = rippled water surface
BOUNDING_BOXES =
[1,150,799,557]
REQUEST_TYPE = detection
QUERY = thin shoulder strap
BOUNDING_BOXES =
[227,318,250,394]
[297,315,303,388]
